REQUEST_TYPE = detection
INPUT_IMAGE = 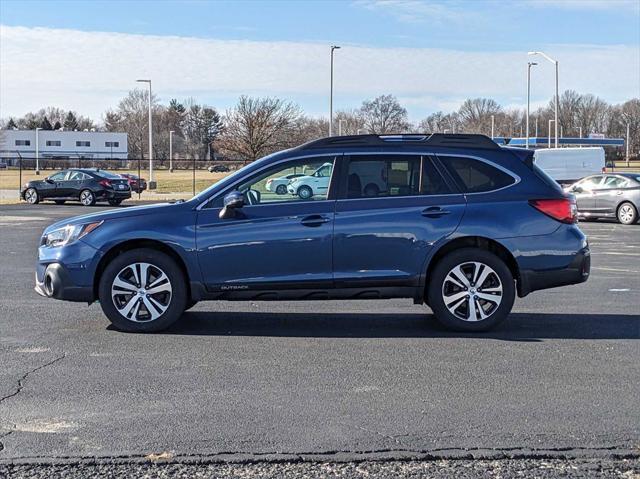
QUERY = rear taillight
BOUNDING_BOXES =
[99,179,112,188]
[529,198,577,224]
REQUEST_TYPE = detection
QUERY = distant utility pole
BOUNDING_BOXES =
[627,123,630,166]
[526,61,537,148]
[136,79,155,189]
[329,45,340,137]
[35,127,41,175]
[491,115,495,139]
[169,130,175,172]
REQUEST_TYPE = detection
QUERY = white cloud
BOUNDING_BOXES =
[524,0,640,12]
[0,25,638,122]
[354,0,479,24]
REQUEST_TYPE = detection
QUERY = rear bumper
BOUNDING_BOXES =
[97,189,131,200]
[518,245,590,296]
[35,263,94,302]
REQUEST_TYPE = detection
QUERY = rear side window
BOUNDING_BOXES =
[346,155,421,198]
[438,156,515,193]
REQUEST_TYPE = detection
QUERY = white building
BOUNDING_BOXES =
[0,130,128,163]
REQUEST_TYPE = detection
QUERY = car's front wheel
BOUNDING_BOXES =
[276,184,287,195]
[297,185,313,200]
[427,248,515,331]
[617,202,638,225]
[25,188,39,204]
[80,189,96,206]
[98,248,187,332]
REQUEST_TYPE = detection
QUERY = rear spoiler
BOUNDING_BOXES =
[505,147,535,169]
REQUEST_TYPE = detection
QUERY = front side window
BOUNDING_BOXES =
[49,171,67,181]
[438,156,515,193]
[346,155,421,198]
[229,156,336,206]
[577,176,604,191]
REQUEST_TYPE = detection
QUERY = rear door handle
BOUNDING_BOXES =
[300,215,331,227]
[422,207,451,218]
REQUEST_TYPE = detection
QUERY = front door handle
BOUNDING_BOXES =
[300,215,331,227]
[422,207,451,218]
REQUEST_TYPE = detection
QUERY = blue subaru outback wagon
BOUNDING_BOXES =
[35,134,590,332]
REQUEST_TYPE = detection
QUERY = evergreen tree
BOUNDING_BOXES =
[40,116,53,130]
[63,111,78,130]
[6,118,17,129]
[53,120,62,130]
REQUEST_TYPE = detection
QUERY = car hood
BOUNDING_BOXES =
[43,202,185,234]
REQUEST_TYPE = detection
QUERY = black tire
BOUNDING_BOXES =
[297,185,313,200]
[617,202,638,225]
[108,199,123,206]
[98,248,187,332]
[25,188,39,204]
[427,248,515,332]
[80,189,96,206]
[275,184,287,195]
[363,183,380,197]
[54,200,66,205]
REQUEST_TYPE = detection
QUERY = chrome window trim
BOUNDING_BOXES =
[196,152,340,211]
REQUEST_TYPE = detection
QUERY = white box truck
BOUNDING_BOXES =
[533,147,605,184]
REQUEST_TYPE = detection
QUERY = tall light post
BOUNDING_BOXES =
[491,114,495,139]
[329,45,340,137]
[626,123,630,167]
[548,119,555,148]
[338,119,345,136]
[136,79,155,189]
[169,130,175,172]
[35,127,41,175]
[526,61,537,149]
[528,51,559,148]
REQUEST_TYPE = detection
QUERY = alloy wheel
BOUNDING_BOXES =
[80,190,94,206]
[25,188,38,204]
[619,204,635,224]
[111,262,173,322]
[441,261,503,322]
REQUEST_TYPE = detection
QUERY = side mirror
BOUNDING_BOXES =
[572,186,583,193]
[219,191,244,219]
[45,177,54,184]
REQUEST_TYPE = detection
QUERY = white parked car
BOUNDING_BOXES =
[287,163,334,199]
[265,173,306,195]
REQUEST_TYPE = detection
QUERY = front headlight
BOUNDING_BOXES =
[43,221,103,248]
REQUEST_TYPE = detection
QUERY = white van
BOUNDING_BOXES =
[533,147,605,184]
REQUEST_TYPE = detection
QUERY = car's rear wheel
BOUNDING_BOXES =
[25,188,39,204]
[617,202,638,225]
[427,248,515,331]
[297,185,313,200]
[80,189,96,206]
[98,248,187,332]
[276,184,287,195]
[54,200,66,205]
[108,199,123,206]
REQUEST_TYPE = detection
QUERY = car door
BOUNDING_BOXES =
[195,155,339,292]
[332,154,465,289]
[571,175,603,213]
[595,176,629,215]
[64,171,85,197]
[45,171,70,198]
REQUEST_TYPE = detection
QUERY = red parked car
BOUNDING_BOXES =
[119,173,147,193]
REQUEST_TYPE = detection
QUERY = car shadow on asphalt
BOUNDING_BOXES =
[153,311,640,341]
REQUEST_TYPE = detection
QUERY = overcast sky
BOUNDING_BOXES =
[1,0,639,123]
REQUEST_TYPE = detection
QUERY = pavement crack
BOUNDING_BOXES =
[0,351,66,406]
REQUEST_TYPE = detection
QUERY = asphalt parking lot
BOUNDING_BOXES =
[0,203,638,476]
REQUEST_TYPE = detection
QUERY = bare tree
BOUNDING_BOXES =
[217,96,301,161]
[359,95,410,134]
[334,110,365,135]
[457,98,502,134]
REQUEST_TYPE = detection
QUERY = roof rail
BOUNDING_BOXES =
[298,133,500,151]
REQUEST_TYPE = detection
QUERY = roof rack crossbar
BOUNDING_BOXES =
[299,133,500,151]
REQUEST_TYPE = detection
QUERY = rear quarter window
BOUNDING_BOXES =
[438,156,516,193]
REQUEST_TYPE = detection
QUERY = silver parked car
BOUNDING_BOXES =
[565,173,640,225]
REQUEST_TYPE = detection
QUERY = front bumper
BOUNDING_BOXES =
[35,263,94,302]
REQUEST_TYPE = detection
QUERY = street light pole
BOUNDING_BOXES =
[338,120,345,136]
[548,119,555,148]
[528,51,559,148]
[35,127,41,175]
[491,115,495,139]
[136,79,155,189]
[329,45,340,137]
[169,130,174,172]
[526,61,537,149]
[626,123,630,167]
